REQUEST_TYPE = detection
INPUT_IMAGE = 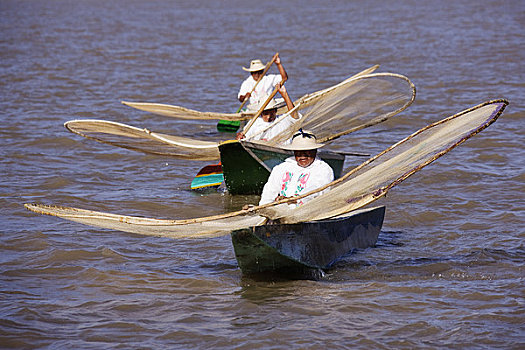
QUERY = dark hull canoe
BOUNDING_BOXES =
[231,205,385,279]
[219,140,345,195]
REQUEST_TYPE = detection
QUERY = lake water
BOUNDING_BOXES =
[1,0,524,348]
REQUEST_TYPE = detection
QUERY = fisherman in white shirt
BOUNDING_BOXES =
[238,53,287,111]
[236,84,300,143]
[259,130,334,207]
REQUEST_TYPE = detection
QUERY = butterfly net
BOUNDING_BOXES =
[258,100,508,224]
[65,72,415,160]
[258,73,416,145]
[26,100,507,238]
[121,101,254,121]
[65,120,220,160]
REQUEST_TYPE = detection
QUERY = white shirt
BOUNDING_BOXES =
[238,74,283,110]
[243,114,297,143]
[259,157,334,206]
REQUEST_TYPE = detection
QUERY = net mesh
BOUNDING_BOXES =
[257,73,416,145]
[26,100,508,238]
[24,203,266,238]
[121,101,254,121]
[64,120,220,160]
[65,72,415,160]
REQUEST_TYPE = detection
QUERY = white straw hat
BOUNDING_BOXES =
[263,98,286,111]
[243,59,266,72]
[282,130,325,150]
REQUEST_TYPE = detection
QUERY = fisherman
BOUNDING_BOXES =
[258,130,334,207]
[238,53,288,110]
[236,84,300,142]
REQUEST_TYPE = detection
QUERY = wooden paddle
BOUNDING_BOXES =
[217,53,279,133]
[241,80,284,136]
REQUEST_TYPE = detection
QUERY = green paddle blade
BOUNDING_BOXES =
[217,120,240,133]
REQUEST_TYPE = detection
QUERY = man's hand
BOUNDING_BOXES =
[274,53,281,65]
[239,92,251,103]
[275,195,298,204]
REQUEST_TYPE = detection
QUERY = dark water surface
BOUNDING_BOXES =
[1,0,524,348]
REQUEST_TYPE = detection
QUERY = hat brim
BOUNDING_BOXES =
[281,143,325,151]
[242,66,266,72]
[264,101,286,111]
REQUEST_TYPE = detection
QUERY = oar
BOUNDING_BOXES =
[217,53,279,133]
[241,79,284,135]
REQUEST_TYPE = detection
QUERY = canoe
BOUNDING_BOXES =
[218,139,346,195]
[231,205,385,279]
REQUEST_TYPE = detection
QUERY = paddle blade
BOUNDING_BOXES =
[190,164,224,190]
[217,120,241,133]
